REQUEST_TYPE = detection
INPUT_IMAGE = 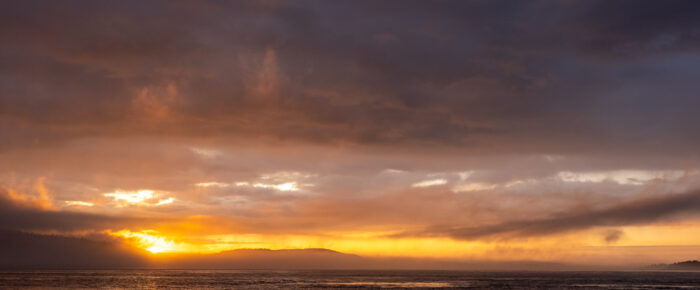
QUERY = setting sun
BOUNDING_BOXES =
[111,230,178,254]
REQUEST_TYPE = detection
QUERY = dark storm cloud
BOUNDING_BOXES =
[1,0,700,155]
[0,189,154,232]
[573,0,700,57]
[397,189,700,240]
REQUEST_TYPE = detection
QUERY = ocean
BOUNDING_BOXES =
[0,270,698,289]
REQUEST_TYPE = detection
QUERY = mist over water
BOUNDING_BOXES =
[1,270,699,289]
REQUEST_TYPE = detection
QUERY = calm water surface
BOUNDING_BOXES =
[0,270,698,289]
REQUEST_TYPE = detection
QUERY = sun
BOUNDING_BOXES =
[111,230,177,254]
[144,236,175,253]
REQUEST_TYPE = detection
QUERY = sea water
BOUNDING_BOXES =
[0,270,698,289]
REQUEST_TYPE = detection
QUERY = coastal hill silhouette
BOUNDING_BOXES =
[667,260,700,270]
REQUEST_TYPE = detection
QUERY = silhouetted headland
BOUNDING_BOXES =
[648,260,700,271]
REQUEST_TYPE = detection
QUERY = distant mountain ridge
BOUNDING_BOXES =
[668,260,700,269]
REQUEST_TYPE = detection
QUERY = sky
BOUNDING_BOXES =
[2,0,700,267]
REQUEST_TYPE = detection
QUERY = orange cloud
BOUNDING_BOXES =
[0,177,54,210]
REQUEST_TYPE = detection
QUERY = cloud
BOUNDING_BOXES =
[603,229,624,244]
[0,1,699,155]
[0,188,156,232]
[64,201,94,207]
[412,179,448,188]
[397,189,700,240]
[572,0,700,58]
[0,177,54,210]
[104,189,176,207]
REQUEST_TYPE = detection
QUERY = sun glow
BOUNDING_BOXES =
[109,229,492,256]
[106,227,524,258]
[105,222,700,263]
[111,230,178,253]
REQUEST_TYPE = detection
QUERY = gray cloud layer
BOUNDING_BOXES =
[398,189,700,240]
[1,0,700,155]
